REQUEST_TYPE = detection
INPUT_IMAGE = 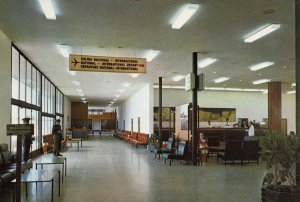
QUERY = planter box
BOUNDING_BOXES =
[262,187,300,202]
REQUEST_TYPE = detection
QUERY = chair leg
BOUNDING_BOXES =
[169,159,172,166]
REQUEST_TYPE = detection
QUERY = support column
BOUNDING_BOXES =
[159,77,162,148]
[268,82,282,133]
[192,52,199,166]
[295,0,300,185]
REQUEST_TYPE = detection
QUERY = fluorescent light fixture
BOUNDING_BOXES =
[244,24,280,43]
[249,61,274,71]
[130,73,139,78]
[172,4,199,29]
[198,58,218,68]
[214,77,230,83]
[57,44,70,58]
[115,95,120,98]
[72,80,81,86]
[122,82,131,88]
[252,79,271,85]
[145,50,160,62]
[287,90,296,94]
[205,87,226,91]
[172,75,185,82]
[81,98,86,101]
[153,85,185,89]
[225,88,243,91]
[76,88,83,93]
[292,83,296,87]
[38,0,56,20]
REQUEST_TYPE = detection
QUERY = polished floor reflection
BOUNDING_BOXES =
[1,136,265,202]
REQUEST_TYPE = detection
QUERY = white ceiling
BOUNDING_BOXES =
[0,0,295,107]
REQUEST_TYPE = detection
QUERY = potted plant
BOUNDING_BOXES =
[260,131,300,202]
[147,133,159,152]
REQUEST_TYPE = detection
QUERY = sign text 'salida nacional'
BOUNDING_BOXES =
[69,54,146,73]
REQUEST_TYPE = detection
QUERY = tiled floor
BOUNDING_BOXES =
[1,136,265,202]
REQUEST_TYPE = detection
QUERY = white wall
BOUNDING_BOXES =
[64,96,72,131]
[118,83,153,134]
[154,88,296,132]
[0,31,11,143]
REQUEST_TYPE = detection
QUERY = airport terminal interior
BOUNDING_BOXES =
[0,0,299,201]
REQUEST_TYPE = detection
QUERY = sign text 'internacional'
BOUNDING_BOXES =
[69,54,146,73]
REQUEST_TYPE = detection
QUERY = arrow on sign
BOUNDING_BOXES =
[72,58,80,67]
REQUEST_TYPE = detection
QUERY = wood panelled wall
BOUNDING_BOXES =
[89,112,116,121]
[71,102,88,128]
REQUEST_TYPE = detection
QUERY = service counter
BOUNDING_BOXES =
[198,128,265,141]
[70,128,87,139]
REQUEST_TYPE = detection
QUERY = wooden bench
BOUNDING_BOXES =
[130,133,149,148]
[42,134,67,153]
[127,132,138,143]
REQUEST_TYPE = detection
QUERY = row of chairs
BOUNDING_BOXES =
[0,143,32,191]
[154,138,188,166]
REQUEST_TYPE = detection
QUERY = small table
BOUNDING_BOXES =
[35,156,67,182]
[67,139,80,151]
[12,169,60,202]
[70,138,82,147]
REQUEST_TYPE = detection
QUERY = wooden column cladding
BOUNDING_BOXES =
[71,102,88,128]
[268,82,282,133]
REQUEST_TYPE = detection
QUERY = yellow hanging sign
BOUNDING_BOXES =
[69,54,146,73]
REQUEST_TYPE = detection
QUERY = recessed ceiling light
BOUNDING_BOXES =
[172,3,199,29]
[244,23,280,43]
[259,74,262,76]
[171,75,185,82]
[145,50,160,62]
[249,61,274,71]
[38,0,56,20]
[198,58,218,68]
[239,80,242,82]
[252,79,271,85]
[130,73,139,78]
[292,83,296,87]
[57,44,70,58]
[283,66,287,69]
[214,77,230,83]
[115,95,120,98]
[213,71,217,74]
[72,80,81,86]
[122,82,131,88]
[68,70,76,76]
[287,90,296,94]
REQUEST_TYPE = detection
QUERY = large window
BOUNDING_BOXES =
[11,45,64,153]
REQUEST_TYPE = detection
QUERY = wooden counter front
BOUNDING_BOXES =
[198,128,265,141]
